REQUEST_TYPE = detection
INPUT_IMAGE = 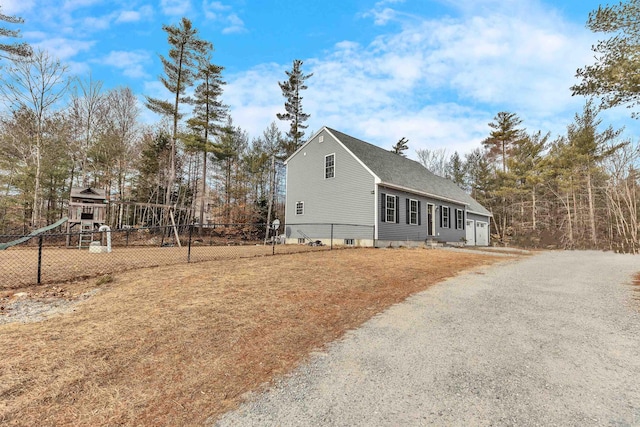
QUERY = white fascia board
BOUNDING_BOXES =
[324,128,380,182]
[379,182,468,207]
[284,127,326,165]
[467,209,493,217]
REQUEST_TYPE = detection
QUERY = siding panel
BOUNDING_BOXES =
[285,129,376,242]
[378,186,466,242]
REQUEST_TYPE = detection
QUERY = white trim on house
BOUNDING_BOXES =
[427,203,435,236]
[409,198,419,225]
[379,182,468,207]
[324,128,380,182]
[467,209,493,217]
[385,194,396,223]
[295,201,304,215]
[455,208,464,230]
[374,184,379,240]
[442,206,450,228]
[324,153,335,179]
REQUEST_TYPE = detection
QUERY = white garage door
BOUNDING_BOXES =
[466,219,475,246]
[476,221,489,246]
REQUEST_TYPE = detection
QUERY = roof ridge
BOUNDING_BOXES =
[326,127,438,176]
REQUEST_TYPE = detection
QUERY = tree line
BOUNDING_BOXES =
[0,13,312,235]
[1,1,640,252]
[416,103,639,252]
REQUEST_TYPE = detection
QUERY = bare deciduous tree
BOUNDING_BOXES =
[0,49,69,227]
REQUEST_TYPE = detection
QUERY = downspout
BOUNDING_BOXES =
[373,180,380,244]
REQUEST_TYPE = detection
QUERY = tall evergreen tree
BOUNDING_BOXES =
[482,112,524,173]
[391,137,409,157]
[145,17,212,207]
[187,55,226,230]
[446,151,466,188]
[572,0,640,117]
[0,7,32,60]
[276,59,312,156]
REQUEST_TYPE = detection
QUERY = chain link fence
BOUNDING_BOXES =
[0,223,374,289]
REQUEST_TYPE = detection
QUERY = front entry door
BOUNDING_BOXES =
[427,203,435,236]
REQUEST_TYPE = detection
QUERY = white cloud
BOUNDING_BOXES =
[160,0,192,16]
[203,1,247,34]
[99,50,152,79]
[203,0,230,20]
[224,0,611,156]
[116,10,141,23]
[82,15,113,31]
[0,0,36,14]
[115,6,154,23]
[222,13,246,34]
[33,37,95,61]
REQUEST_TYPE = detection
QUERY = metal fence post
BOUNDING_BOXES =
[37,235,43,284]
[330,224,333,250]
[187,223,193,263]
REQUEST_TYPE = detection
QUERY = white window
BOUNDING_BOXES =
[295,201,304,215]
[441,206,450,228]
[344,238,355,246]
[409,199,418,225]
[325,153,335,179]
[386,194,396,223]
[455,209,464,229]
[319,135,324,143]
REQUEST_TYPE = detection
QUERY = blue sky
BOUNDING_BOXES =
[2,0,637,157]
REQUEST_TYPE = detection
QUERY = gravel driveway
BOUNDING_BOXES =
[213,251,640,426]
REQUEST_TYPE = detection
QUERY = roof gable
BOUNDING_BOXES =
[326,128,491,216]
[70,187,107,200]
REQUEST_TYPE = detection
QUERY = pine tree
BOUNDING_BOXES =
[277,59,312,156]
[446,151,466,189]
[145,17,212,207]
[391,137,409,157]
[0,7,32,60]
[572,0,640,117]
[482,112,524,173]
[187,55,226,230]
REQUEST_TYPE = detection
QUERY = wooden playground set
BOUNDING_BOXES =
[1,186,188,251]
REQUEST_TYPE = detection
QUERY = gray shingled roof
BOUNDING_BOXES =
[326,128,491,216]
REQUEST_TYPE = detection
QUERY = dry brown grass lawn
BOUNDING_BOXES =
[0,248,504,426]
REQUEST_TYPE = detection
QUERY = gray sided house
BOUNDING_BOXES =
[284,127,492,247]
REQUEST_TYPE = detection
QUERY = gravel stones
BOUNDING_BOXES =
[213,251,640,426]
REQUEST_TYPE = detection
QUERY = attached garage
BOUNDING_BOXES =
[475,221,489,246]
[465,212,491,247]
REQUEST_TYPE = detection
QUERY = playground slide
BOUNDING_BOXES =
[0,217,69,250]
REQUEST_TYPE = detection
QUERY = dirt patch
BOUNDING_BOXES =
[0,248,505,426]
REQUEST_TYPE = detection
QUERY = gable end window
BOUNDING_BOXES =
[406,199,420,225]
[455,209,464,230]
[325,153,335,179]
[295,201,304,215]
[440,206,450,228]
